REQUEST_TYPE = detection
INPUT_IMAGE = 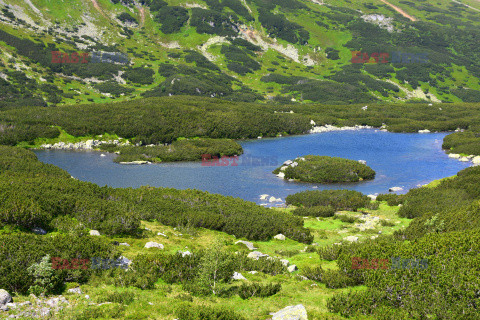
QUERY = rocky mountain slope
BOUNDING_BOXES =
[1,0,479,106]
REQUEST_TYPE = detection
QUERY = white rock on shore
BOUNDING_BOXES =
[389,187,403,192]
[118,161,151,165]
[309,124,373,134]
[41,139,130,151]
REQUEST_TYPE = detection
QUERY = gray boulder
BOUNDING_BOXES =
[287,265,298,273]
[145,242,164,249]
[344,236,359,242]
[32,227,47,235]
[180,251,192,257]
[235,240,257,250]
[232,272,247,280]
[280,259,290,267]
[0,289,12,305]
[67,287,82,294]
[115,256,131,269]
[89,230,100,236]
[274,234,286,241]
[271,304,308,320]
[247,251,269,260]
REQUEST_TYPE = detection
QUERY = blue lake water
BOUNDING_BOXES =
[34,130,470,206]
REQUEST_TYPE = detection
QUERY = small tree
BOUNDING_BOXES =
[27,255,60,296]
[196,240,234,295]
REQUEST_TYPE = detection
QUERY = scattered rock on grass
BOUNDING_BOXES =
[344,236,359,242]
[271,304,308,320]
[145,242,164,249]
[247,251,269,260]
[232,272,247,280]
[235,240,257,250]
[274,234,286,241]
[0,289,12,306]
[89,230,100,236]
[287,265,298,272]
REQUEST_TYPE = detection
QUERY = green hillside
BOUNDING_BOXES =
[1,0,480,106]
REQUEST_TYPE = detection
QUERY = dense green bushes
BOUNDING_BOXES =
[376,193,405,206]
[0,97,311,145]
[257,8,309,44]
[121,67,155,85]
[0,233,118,294]
[94,81,135,97]
[117,12,137,24]
[273,155,376,183]
[442,131,480,155]
[329,230,480,319]
[205,0,253,20]
[190,8,239,36]
[395,166,480,240]
[237,283,281,299]
[293,206,335,217]
[3,97,480,148]
[112,250,286,295]
[154,6,189,34]
[286,190,371,212]
[105,138,243,163]
[176,303,246,320]
[221,45,260,75]
[0,146,312,243]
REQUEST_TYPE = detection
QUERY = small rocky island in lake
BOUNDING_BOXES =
[273,155,376,183]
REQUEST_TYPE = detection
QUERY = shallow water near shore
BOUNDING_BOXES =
[34,130,470,206]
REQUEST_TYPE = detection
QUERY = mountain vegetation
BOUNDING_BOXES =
[0,0,480,106]
[273,155,376,183]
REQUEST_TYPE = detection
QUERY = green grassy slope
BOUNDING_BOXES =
[0,0,479,106]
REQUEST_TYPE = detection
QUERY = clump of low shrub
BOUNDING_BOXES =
[176,303,246,320]
[376,193,405,206]
[321,269,355,289]
[236,283,281,299]
[0,233,118,294]
[334,214,359,224]
[301,266,323,282]
[316,244,342,261]
[95,291,136,305]
[293,205,335,217]
[286,189,371,212]
[273,155,376,183]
